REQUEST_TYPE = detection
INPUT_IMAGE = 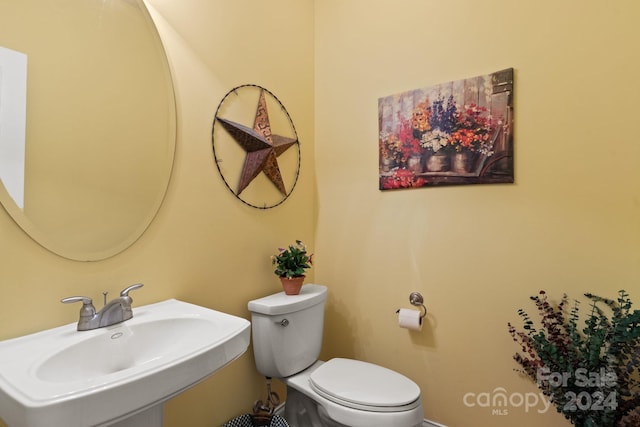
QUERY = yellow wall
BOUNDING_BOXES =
[0,0,314,426]
[314,1,639,427]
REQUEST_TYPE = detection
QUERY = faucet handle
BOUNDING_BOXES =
[120,283,144,297]
[61,296,92,305]
[61,296,96,318]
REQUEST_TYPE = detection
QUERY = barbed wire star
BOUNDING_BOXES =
[216,89,297,196]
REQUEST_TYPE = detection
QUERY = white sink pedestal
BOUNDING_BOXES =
[108,405,162,427]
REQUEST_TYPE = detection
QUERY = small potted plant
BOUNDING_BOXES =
[272,240,313,295]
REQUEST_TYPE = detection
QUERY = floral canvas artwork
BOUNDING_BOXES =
[378,68,514,190]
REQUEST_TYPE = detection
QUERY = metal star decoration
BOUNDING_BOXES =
[216,89,298,196]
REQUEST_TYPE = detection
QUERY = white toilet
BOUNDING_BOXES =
[248,284,424,427]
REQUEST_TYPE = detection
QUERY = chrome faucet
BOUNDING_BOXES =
[62,283,144,331]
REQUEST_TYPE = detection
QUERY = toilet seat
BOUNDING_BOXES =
[309,358,421,412]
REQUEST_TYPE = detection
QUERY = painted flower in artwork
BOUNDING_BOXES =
[379,131,403,165]
[419,95,458,153]
[379,168,426,190]
[448,104,495,155]
[379,94,499,188]
[420,129,451,153]
[417,99,496,155]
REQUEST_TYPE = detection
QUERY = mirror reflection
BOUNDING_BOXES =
[0,0,176,261]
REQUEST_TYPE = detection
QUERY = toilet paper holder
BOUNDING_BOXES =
[396,292,427,319]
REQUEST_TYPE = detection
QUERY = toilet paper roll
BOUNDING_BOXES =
[397,308,423,331]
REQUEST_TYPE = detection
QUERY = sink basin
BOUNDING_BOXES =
[0,299,251,427]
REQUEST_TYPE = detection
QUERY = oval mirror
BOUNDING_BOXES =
[0,0,176,261]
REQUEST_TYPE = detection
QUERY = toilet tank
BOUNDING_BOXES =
[248,284,327,378]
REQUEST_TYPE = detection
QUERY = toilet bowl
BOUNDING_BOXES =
[284,360,423,427]
[248,284,424,427]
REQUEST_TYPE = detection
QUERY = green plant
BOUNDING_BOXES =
[272,240,313,278]
[508,290,640,427]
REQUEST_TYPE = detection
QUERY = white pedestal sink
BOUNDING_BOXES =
[0,299,251,427]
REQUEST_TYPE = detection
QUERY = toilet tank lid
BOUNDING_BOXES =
[248,284,327,315]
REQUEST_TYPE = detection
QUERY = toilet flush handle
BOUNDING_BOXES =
[275,319,289,327]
